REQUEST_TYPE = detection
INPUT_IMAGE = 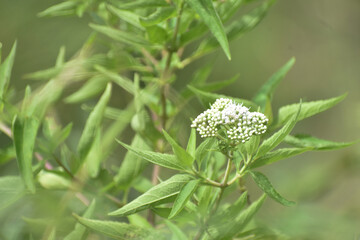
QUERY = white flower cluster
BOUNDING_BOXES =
[191,98,268,143]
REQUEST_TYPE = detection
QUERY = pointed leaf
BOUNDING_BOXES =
[0,176,25,211]
[163,130,194,167]
[107,5,144,30]
[168,179,200,219]
[95,65,135,94]
[109,174,193,216]
[0,41,17,100]
[195,137,215,167]
[140,7,176,27]
[111,0,168,10]
[185,0,231,59]
[55,46,66,67]
[186,128,196,158]
[165,220,189,240]
[38,2,77,17]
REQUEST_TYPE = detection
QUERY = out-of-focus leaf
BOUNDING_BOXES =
[109,0,168,10]
[253,58,295,111]
[256,103,301,158]
[250,147,311,169]
[48,228,56,240]
[284,134,356,150]
[77,83,111,168]
[128,214,152,229]
[65,75,108,103]
[95,65,135,94]
[249,171,295,206]
[24,67,62,81]
[276,94,346,127]
[140,7,176,26]
[55,46,66,67]
[85,128,103,178]
[37,170,71,190]
[165,220,189,240]
[145,25,168,44]
[74,215,162,240]
[114,135,150,188]
[209,194,267,239]
[117,141,190,171]
[38,2,77,17]
[218,0,246,22]
[0,146,15,165]
[186,128,196,158]
[0,176,25,211]
[163,130,194,167]
[90,24,150,47]
[169,179,200,219]
[0,41,16,100]
[64,200,96,240]
[195,137,215,167]
[12,115,40,193]
[185,0,231,59]
[107,5,144,30]
[188,85,258,109]
[109,174,193,216]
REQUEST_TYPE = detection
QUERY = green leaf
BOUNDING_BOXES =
[188,85,258,109]
[256,102,301,158]
[165,220,189,240]
[250,147,312,169]
[24,66,62,81]
[12,115,40,193]
[276,94,346,127]
[107,5,144,30]
[114,135,150,188]
[140,7,176,27]
[90,24,150,47]
[0,146,16,165]
[0,41,17,100]
[64,75,108,103]
[253,57,295,111]
[284,134,356,150]
[249,171,295,206]
[74,215,161,240]
[38,2,77,17]
[109,174,193,216]
[168,179,200,219]
[55,46,66,67]
[77,83,111,167]
[145,26,169,44]
[110,0,168,10]
[0,176,25,211]
[85,128,103,178]
[163,130,194,167]
[186,128,196,158]
[117,141,189,171]
[37,170,72,190]
[195,137,215,167]
[128,214,152,229]
[185,0,231,59]
[95,65,135,94]
[64,200,96,240]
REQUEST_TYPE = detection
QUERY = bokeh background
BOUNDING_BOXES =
[1,0,359,239]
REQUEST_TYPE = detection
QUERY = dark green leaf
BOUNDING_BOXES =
[185,0,231,59]
[284,134,356,150]
[0,41,16,100]
[12,116,40,193]
[109,174,193,216]
[163,130,194,167]
[169,179,200,219]
[0,176,25,211]
[140,7,176,27]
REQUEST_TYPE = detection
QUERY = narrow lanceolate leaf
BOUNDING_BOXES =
[90,24,150,47]
[0,41,17,100]
[38,2,76,17]
[253,57,295,111]
[114,135,149,188]
[186,128,196,158]
[140,7,176,27]
[250,147,312,169]
[284,134,356,151]
[85,129,103,178]
[117,141,189,171]
[209,194,267,239]
[163,130,194,167]
[109,174,193,216]
[168,179,200,219]
[77,83,111,167]
[0,176,25,211]
[95,65,135,94]
[55,46,66,67]
[256,103,301,158]
[107,5,144,30]
[195,137,215,166]
[276,93,347,127]
[185,0,231,59]
[75,215,162,240]
[64,200,96,240]
[165,220,189,240]
[12,116,40,193]
[111,0,168,10]
[249,171,295,206]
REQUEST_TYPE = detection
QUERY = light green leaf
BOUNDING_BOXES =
[48,228,56,240]
[37,170,71,190]
[145,25,168,44]
[55,46,66,67]
[117,141,189,171]
[90,24,150,47]
[128,214,152,229]
[186,128,196,158]
[249,171,295,206]
[165,220,189,240]
[0,41,16,100]
[0,146,16,165]
[255,103,301,158]
[38,2,77,17]
[114,135,150,188]
[250,147,312,169]
[185,0,231,59]
[85,128,103,178]
[65,75,108,103]
[110,0,168,10]
[140,7,176,27]
[77,83,111,167]
[0,176,25,211]
[24,67,62,81]
[95,65,135,94]
[109,174,193,216]
[75,215,161,240]
[64,200,96,240]
[253,57,295,111]
[169,179,200,219]
[163,130,194,167]
[195,137,215,167]
[276,94,346,127]
[12,115,40,193]
[107,5,144,30]
[284,134,356,150]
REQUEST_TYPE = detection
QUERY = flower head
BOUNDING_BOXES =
[191,98,268,143]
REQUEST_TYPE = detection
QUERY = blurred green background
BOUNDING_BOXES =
[1,0,359,238]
